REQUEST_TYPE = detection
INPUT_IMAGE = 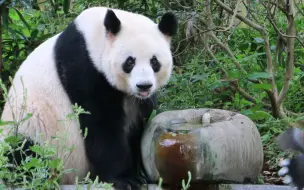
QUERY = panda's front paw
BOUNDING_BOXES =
[278,155,304,189]
[134,175,148,184]
[111,176,146,190]
[278,159,293,185]
[126,176,148,189]
[111,181,132,190]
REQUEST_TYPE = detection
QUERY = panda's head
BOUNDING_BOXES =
[101,9,178,99]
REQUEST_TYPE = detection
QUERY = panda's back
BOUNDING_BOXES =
[2,32,70,113]
[1,32,73,138]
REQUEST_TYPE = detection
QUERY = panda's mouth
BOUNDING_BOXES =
[135,91,151,99]
[137,91,150,98]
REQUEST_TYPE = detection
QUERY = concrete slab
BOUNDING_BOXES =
[219,184,296,190]
[59,184,296,190]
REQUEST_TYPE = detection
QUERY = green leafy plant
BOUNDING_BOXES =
[181,171,192,190]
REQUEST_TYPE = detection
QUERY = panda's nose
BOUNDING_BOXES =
[136,83,152,91]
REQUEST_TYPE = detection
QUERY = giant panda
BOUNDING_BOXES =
[279,156,304,189]
[0,7,177,189]
[277,127,304,189]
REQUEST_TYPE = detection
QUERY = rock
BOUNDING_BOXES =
[141,108,264,186]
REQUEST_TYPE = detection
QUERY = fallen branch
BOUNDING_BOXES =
[285,109,304,117]
[235,85,272,109]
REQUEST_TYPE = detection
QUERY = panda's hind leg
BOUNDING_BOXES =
[5,135,37,166]
[2,135,50,184]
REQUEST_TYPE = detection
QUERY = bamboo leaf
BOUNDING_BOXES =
[252,83,272,90]
[246,72,271,80]
[12,8,30,31]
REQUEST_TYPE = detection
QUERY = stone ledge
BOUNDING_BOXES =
[219,184,296,190]
[59,184,296,190]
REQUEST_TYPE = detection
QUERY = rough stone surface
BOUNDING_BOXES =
[141,108,264,183]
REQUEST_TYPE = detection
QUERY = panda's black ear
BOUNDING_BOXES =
[158,12,178,37]
[104,9,121,36]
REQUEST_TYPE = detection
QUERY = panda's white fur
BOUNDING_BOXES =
[0,6,177,188]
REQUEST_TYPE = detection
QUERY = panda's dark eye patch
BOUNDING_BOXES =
[150,56,161,72]
[122,56,136,73]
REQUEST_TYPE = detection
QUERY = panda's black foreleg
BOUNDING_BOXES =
[130,93,158,185]
[109,177,147,190]
[83,125,144,190]
[128,122,149,184]
[3,135,49,184]
[80,94,157,189]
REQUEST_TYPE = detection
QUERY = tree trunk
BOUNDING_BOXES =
[0,6,3,103]
[0,6,3,74]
